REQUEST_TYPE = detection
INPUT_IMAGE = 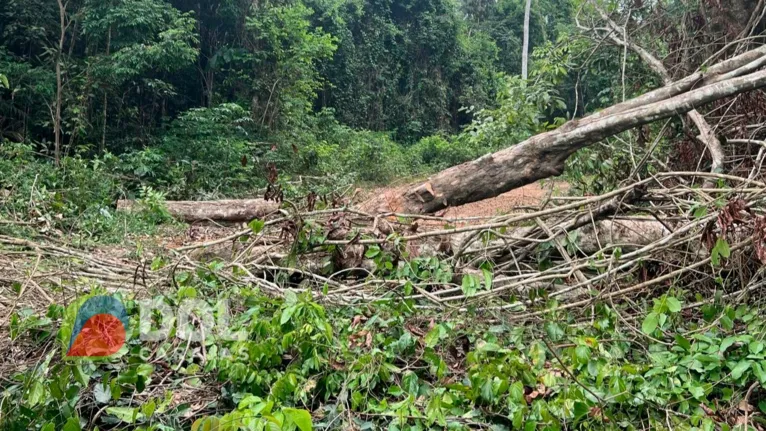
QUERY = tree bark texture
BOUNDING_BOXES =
[116,199,280,222]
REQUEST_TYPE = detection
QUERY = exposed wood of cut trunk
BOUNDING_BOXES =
[116,199,280,222]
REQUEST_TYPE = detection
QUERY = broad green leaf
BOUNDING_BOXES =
[689,384,705,399]
[283,407,313,431]
[753,362,766,385]
[280,305,297,324]
[142,399,157,417]
[720,337,737,353]
[107,407,142,424]
[544,322,564,341]
[675,334,691,351]
[27,381,45,407]
[750,341,764,355]
[508,381,524,403]
[573,401,589,421]
[424,326,441,348]
[642,312,659,334]
[574,346,590,365]
[716,238,731,258]
[461,274,479,297]
[62,418,81,431]
[666,297,682,313]
[730,360,752,380]
[191,417,220,431]
[480,379,494,402]
[482,267,493,291]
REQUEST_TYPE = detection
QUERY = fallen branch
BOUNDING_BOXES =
[364,48,766,214]
[116,199,280,222]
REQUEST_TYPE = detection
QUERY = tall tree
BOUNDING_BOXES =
[521,0,531,79]
[54,0,67,166]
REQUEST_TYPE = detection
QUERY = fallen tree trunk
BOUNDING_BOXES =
[365,47,766,214]
[116,199,280,222]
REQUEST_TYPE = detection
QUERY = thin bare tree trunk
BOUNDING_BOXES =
[54,0,66,166]
[101,26,111,154]
[363,49,766,214]
[521,0,532,79]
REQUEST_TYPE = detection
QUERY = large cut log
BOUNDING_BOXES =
[116,199,280,222]
[364,47,766,215]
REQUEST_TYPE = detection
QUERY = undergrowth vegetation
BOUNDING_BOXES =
[5,260,766,431]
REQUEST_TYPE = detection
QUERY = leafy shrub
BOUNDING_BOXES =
[135,186,173,225]
[297,112,411,184]
[407,135,475,172]
[120,104,265,199]
[0,142,167,242]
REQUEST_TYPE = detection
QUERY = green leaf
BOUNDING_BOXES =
[508,381,524,403]
[41,423,55,431]
[27,381,45,407]
[280,305,297,324]
[752,362,766,385]
[72,365,89,386]
[730,360,752,380]
[675,334,692,351]
[191,417,220,431]
[711,238,731,266]
[364,247,380,258]
[107,407,142,424]
[62,418,81,431]
[482,267,493,291]
[642,312,659,334]
[424,326,441,348]
[574,346,591,365]
[750,341,764,355]
[461,274,479,297]
[0,74,8,89]
[283,408,313,431]
[720,337,737,353]
[689,384,705,399]
[573,401,589,421]
[480,379,494,402]
[716,238,731,258]
[666,297,682,313]
[142,399,157,417]
[248,219,265,234]
[544,322,564,341]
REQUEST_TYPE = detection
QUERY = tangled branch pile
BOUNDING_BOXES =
[5,170,766,321]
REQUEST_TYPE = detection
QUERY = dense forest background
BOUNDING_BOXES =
[2,0,585,202]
